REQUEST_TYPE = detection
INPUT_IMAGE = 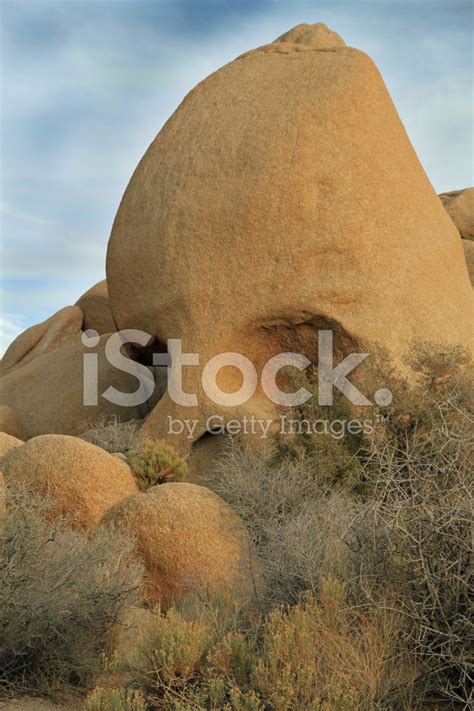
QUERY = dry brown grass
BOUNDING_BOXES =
[203,443,358,607]
[81,415,142,453]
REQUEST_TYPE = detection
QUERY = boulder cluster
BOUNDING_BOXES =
[1,22,472,448]
[0,22,472,607]
[0,433,256,607]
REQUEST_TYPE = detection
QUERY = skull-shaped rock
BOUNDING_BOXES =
[106,23,473,450]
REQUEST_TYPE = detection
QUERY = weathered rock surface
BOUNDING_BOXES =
[439,188,474,241]
[0,432,23,461]
[76,279,116,335]
[0,405,25,440]
[275,21,346,48]
[187,432,229,484]
[0,306,83,375]
[0,334,163,438]
[2,434,139,530]
[106,22,473,449]
[101,482,258,606]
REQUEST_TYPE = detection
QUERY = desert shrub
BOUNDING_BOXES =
[203,342,473,705]
[136,585,407,710]
[81,415,142,453]
[275,364,362,490]
[85,686,146,711]
[0,489,142,696]
[254,580,407,710]
[203,444,359,606]
[405,339,471,392]
[139,606,213,690]
[351,389,473,704]
[136,593,262,708]
[127,438,188,489]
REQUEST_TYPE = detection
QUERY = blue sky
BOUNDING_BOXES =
[1,0,473,353]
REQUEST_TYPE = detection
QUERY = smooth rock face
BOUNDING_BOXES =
[462,240,474,285]
[101,482,257,606]
[0,306,83,375]
[2,434,139,530]
[439,188,474,241]
[76,279,116,335]
[107,23,473,449]
[0,405,25,440]
[0,334,162,438]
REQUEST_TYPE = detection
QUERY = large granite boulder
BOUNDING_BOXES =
[106,23,473,449]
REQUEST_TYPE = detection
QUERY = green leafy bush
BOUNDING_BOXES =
[127,438,188,489]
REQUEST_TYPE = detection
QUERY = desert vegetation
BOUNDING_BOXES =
[81,415,142,454]
[0,343,472,709]
[0,491,142,696]
[127,438,189,489]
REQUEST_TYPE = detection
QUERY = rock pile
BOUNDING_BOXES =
[0,20,472,612]
[1,22,473,450]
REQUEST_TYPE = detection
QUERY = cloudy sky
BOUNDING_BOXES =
[1,0,472,353]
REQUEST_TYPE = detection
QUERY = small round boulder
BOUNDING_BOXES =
[2,434,139,530]
[439,188,474,241]
[101,482,258,606]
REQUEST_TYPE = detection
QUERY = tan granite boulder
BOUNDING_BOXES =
[462,240,474,285]
[76,279,116,335]
[101,482,257,606]
[106,23,473,450]
[2,434,139,530]
[439,188,474,241]
[0,334,163,438]
[0,432,23,461]
[0,405,25,440]
[0,306,83,375]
